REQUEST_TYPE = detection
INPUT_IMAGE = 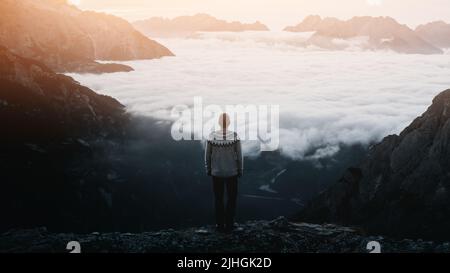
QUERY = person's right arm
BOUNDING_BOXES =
[236,139,243,177]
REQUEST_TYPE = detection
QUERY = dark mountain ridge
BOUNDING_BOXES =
[0,46,127,141]
[297,89,450,241]
[0,46,131,232]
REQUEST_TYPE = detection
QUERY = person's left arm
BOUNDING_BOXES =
[205,141,212,176]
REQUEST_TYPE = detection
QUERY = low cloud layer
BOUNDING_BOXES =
[68,32,450,159]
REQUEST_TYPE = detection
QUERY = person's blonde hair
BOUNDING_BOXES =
[218,113,230,130]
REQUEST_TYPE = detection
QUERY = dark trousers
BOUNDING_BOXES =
[212,176,238,227]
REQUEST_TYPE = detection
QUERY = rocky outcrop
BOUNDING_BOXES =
[0,0,173,73]
[0,46,130,233]
[1,217,449,253]
[416,21,450,49]
[133,14,269,38]
[284,15,443,54]
[297,89,450,241]
[66,62,134,74]
[0,46,127,141]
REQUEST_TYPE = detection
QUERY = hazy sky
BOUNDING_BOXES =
[72,0,450,30]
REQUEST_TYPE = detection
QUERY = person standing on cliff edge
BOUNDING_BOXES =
[205,113,243,233]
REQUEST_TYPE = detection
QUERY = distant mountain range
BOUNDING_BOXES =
[284,15,445,54]
[415,21,450,49]
[133,14,269,38]
[297,88,450,241]
[131,13,450,55]
[0,0,173,74]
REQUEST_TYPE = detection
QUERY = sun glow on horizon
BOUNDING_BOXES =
[68,0,81,6]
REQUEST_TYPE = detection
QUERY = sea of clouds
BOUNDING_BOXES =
[68,31,450,159]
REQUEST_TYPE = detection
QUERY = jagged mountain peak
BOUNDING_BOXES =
[133,14,269,38]
[284,15,443,54]
[298,89,450,241]
[415,21,450,49]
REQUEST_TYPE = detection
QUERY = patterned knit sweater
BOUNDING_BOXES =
[204,130,243,178]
